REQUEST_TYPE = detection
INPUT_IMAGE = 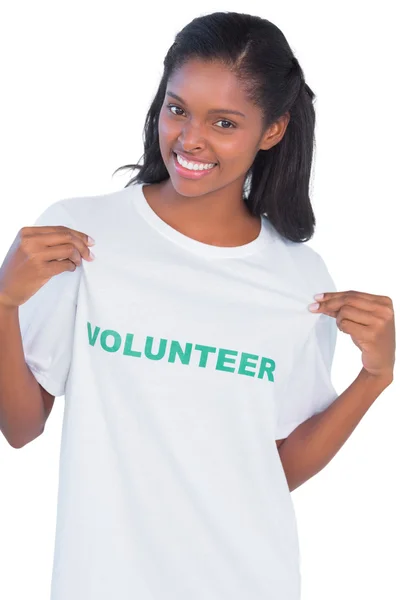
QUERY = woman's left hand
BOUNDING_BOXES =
[309,291,395,382]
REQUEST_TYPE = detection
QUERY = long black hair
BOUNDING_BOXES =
[113,11,317,243]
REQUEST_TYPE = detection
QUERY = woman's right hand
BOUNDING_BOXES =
[0,226,95,309]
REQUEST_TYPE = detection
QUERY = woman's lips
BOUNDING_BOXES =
[172,152,217,180]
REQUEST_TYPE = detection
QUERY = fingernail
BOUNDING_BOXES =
[88,236,96,246]
[308,302,320,311]
[314,293,324,300]
[89,250,96,260]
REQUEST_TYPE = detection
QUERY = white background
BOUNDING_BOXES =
[0,1,398,599]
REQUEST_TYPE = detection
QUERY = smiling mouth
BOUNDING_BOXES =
[172,151,218,169]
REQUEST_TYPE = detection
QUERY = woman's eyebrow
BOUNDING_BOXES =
[166,90,246,118]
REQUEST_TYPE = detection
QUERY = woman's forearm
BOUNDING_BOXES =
[278,368,393,492]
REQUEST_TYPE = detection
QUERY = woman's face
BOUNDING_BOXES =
[158,59,288,197]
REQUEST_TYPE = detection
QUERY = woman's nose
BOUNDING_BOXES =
[178,121,206,148]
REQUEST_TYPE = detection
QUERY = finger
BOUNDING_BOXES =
[35,234,93,264]
[36,230,93,262]
[336,305,380,327]
[41,243,84,267]
[316,290,392,307]
[337,318,371,340]
[25,226,94,247]
[315,293,391,315]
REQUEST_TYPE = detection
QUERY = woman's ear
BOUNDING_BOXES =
[259,112,290,151]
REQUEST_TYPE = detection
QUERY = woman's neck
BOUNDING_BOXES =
[142,180,261,247]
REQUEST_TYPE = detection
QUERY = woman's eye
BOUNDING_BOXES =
[168,104,185,116]
[167,104,236,129]
[215,120,235,129]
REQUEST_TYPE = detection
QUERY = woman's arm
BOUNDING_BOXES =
[278,368,393,492]
[0,303,47,448]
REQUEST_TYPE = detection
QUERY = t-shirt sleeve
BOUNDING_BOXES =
[274,252,339,440]
[18,200,81,397]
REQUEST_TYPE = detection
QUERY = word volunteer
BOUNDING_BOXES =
[87,321,277,381]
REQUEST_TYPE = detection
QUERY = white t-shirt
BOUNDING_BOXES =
[19,181,338,600]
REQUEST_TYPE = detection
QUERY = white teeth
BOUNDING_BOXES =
[176,153,216,171]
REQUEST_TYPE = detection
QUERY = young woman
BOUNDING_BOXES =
[0,11,395,600]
